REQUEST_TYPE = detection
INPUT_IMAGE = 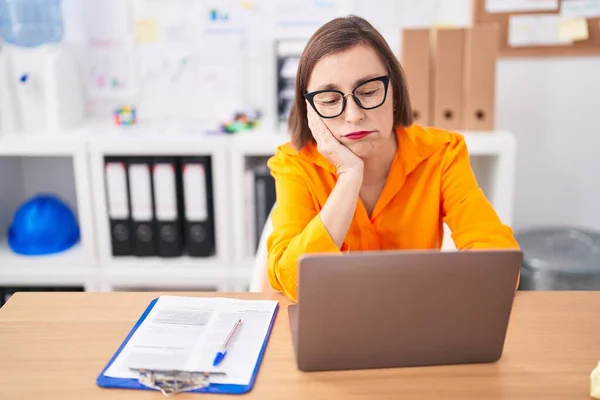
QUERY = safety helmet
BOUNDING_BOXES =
[7,194,80,256]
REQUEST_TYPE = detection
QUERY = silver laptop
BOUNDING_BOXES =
[289,249,522,372]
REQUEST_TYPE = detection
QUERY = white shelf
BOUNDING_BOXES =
[0,240,89,268]
[229,129,289,156]
[85,120,231,155]
[0,130,87,157]
[99,257,252,290]
[0,242,95,286]
[88,121,233,274]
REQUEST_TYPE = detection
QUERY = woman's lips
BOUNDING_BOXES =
[344,130,374,140]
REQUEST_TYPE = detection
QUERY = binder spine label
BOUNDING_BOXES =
[105,162,129,219]
[183,164,208,221]
[153,164,177,221]
[129,164,153,221]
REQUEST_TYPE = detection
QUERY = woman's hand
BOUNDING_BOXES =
[307,105,363,177]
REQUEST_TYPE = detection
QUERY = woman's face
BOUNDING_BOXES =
[306,44,395,159]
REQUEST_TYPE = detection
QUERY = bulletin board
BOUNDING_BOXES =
[472,0,600,57]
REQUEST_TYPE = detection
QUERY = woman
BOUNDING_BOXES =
[266,15,519,301]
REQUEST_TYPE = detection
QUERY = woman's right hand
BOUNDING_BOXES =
[307,105,364,177]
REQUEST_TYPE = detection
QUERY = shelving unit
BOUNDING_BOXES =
[0,121,518,293]
[0,130,97,291]
[229,130,289,274]
[86,121,244,292]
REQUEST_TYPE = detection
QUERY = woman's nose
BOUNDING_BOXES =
[344,96,365,123]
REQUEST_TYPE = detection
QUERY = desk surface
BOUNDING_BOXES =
[0,291,599,399]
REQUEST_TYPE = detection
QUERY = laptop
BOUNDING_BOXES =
[288,249,522,372]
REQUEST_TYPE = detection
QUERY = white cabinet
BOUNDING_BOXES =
[0,123,517,292]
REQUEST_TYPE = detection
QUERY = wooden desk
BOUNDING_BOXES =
[0,291,599,399]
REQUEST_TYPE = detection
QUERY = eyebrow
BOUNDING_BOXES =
[313,73,383,92]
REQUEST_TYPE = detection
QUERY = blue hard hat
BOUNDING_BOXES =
[7,194,80,256]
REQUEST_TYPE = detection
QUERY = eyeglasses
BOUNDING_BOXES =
[304,75,390,119]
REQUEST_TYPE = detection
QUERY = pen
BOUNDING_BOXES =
[213,318,243,366]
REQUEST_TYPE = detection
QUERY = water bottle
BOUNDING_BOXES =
[0,0,64,47]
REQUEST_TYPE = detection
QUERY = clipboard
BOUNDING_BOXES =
[96,298,279,396]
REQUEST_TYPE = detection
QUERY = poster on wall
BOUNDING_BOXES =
[85,41,137,99]
[83,0,137,99]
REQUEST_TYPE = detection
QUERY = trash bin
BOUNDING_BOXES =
[516,227,600,290]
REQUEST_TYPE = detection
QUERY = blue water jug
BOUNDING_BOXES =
[0,0,64,47]
[7,194,80,256]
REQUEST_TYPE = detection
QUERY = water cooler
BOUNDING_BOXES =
[0,0,84,133]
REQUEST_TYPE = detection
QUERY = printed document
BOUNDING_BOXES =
[103,296,278,385]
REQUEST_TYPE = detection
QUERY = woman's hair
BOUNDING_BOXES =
[288,15,414,150]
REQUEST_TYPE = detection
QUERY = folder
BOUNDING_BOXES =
[96,296,279,396]
[430,27,465,130]
[181,157,215,257]
[462,24,499,131]
[128,158,157,257]
[104,157,133,256]
[400,28,431,125]
[152,157,184,258]
[253,164,276,252]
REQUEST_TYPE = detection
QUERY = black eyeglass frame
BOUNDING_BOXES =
[303,75,391,119]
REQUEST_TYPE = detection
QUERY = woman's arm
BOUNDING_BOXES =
[265,156,361,302]
[441,135,520,249]
[319,168,363,248]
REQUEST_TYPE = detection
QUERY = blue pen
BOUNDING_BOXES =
[213,318,243,366]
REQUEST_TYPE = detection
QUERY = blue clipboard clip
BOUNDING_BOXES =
[130,368,227,398]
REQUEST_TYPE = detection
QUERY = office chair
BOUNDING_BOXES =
[250,203,276,292]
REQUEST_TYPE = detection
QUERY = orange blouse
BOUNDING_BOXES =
[266,124,519,302]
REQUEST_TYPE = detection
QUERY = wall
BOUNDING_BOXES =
[496,57,600,232]
[32,0,600,232]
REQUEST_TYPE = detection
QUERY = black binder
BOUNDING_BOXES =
[104,156,133,256]
[127,157,157,257]
[180,156,215,257]
[253,164,276,251]
[152,157,184,258]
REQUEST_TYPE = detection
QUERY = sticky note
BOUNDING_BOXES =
[135,19,159,43]
[558,18,589,41]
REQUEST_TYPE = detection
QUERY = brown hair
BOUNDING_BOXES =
[288,15,413,150]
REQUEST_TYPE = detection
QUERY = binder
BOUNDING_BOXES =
[128,158,157,257]
[462,24,500,131]
[104,157,133,256]
[253,164,276,252]
[430,27,465,130]
[96,297,279,396]
[152,157,184,258]
[181,156,215,257]
[400,28,431,125]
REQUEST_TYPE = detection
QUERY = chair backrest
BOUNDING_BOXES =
[250,203,276,292]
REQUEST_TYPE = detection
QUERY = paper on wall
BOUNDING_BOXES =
[85,42,137,99]
[136,45,201,119]
[558,17,590,40]
[270,0,347,39]
[508,14,572,46]
[85,0,133,42]
[133,0,200,44]
[560,0,600,18]
[197,0,265,58]
[486,0,558,13]
[135,19,160,43]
